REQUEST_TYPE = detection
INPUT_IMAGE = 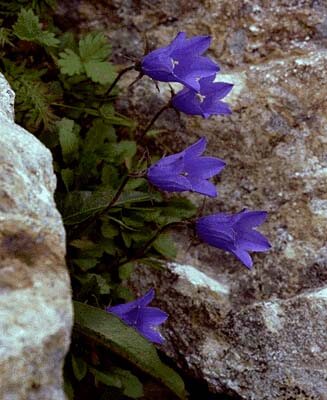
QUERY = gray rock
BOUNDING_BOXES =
[56,1,327,398]
[0,74,73,400]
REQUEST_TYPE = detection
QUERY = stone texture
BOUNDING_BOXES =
[56,1,327,398]
[0,74,73,400]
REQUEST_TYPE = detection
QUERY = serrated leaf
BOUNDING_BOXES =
[71,355,87,381]
[153,233,177,259]
[84,60,116,84]
[79,32,111,62]
[101,221,119,239]
[119,262,134,280]
[58,49,83,76]
[57,118,79,163]
[13,8,59,47]
[74,302,186,399]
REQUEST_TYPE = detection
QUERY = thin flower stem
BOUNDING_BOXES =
[105,65,136,96]
[98,175,130,218]
[68,175,131,238]
[117,220,191,267]
[140,103,171,138]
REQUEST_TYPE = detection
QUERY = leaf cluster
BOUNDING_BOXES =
[0,3,196,399]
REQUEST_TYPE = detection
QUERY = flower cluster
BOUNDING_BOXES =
[107,33,271,345]
[141,32,233,118]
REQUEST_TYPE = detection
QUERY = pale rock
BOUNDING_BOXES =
[0,74,73,400]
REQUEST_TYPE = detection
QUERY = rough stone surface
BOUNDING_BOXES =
[56,1,327,399]
[0,74,73,400]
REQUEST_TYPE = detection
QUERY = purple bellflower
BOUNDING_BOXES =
[195,209,271,268]
[147,137,225,197]
[172,75,233,118]
[141,32,219,91]
[106,288,168,344]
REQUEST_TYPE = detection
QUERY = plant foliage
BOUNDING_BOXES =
[0,1,196,398]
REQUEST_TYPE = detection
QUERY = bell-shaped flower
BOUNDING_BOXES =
[141,32,219,91]
[195,209,271,268]
[147,137,225,197]
[172,75,233,118]
[106,288,168,344]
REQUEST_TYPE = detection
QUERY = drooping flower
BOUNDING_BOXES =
[172,75,233,118]
[106,288,168,344]
[141,32,219,91]
[147,137,225,197]
[195,209,271,268]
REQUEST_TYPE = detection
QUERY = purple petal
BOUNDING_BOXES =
[137,324,165,344]
[202,98,232,118]
[149,152,184,168]
[141,53,174,81]
[148,173,192,192]
[136,288,155,307]
[167,32,187,53]
[174,56,219,91]
[188,178,217,197]
[106,299,139,317]
[202,81,234,98]
[237,230,271,252]
[172,88,203,116]
[185,156,225,179]
[232,248,253,269]
[172,35,212,58]
[196,217,236,247]
[138,307,168,325]
[236,210,268,229]
[184,137,207,160]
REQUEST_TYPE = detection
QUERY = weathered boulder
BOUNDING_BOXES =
[0,74,73,400]
[56,1,327,398]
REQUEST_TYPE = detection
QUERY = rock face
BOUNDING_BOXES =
[56,1,327,399]
[0,74,72,400]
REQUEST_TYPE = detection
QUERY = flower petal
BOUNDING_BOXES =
[184,156,225,178]
[137,324,165,344]
[138,307,168,325]
[172,88,203,116]
[174,56,219,90]
[188,178,217,197]
[172,35,212,57]
[236,210,268,228]
[202,99,232,118]
[202,81,234,98]
[237,230,271,252]
[148,173,192,192]
[184,137,207,160]
[232,248,253,269]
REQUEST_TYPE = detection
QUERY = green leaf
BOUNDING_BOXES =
[73,258,98,271]
[13,8,59,47]
[153,233,177,259]
[101,221,119,239]
[71,355,87,381]
[119,262,134,280]
[89,367,122,389]
[111,367,143,398]
[74,302,186,399]
[57,118,79,163]
[58,49,83,76]
[59,190,114,225]
[84,60,116,84]
[79,32,111,62]
[61,168,74,191]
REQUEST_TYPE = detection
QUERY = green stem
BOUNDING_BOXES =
[105,65,136,96]
[140,103,171,138]
[117,220,189,267]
